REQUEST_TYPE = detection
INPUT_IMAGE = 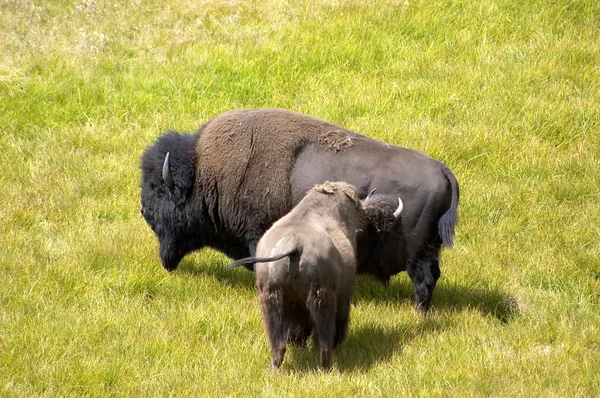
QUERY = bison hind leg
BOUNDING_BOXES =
[307,287,336,371]
[407,243,442,313]
[284,301,312,346]
[333,298,351,348]
[259,288,286,370]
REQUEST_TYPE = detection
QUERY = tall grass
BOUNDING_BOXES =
[1,0,599,396]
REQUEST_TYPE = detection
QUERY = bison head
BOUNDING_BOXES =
[140,131,202,271]
[357,189,407,281]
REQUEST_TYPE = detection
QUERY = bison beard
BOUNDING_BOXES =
[140,108,459,313]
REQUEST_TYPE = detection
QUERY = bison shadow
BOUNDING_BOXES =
[281,317,447,373]
[336,318,448,372]
[180,260,519,324]
[353,275,520,323]
[178,257,257,288]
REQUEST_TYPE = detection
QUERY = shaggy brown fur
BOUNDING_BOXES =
[195,110,356,238]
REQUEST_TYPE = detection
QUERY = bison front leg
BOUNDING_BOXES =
[259,288,286,371]
[243,239,260,272]
[308,287,336,371]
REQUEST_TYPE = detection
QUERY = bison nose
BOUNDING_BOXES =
[140,208,144,217]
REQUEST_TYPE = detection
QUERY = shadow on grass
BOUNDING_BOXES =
[180,261,520,323]
[336,318,446,372]
[354,275,520,323]
[283,318,447,373]
[179,260,519,372]
[178,259,257,289]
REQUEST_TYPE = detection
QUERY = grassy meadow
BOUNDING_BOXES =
[1,0,599,396]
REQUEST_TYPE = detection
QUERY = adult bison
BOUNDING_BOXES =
[140,109,459,312]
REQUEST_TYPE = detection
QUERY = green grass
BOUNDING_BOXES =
[1,0,599,396]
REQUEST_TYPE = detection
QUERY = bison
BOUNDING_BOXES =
[140,108,459,312]
[227,181,404,370]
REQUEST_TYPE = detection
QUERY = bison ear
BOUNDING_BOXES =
[343,187,357,201]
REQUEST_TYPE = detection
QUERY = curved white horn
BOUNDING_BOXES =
[366,188,377,200]
[162,152,175,188]
[393,197,403,218]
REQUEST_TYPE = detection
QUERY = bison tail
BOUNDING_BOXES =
[227,250,296,269]
[438,165,459,247]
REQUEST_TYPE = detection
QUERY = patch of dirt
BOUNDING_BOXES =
[318,130,354,152]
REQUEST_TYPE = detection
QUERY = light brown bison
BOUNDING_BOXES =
[228,182,403,370]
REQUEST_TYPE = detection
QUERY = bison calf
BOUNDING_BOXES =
[228,182,403,371]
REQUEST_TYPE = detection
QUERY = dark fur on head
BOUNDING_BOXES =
[140,131,202,270]
[362,195,400,234]
[357,194,406,282]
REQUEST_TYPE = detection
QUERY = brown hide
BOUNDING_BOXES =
[196,109,358,238]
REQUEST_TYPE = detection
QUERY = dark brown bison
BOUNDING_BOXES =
[140,108,459,312]
[228,181,403,370]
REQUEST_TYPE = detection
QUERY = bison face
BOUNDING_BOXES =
[357,193,407,281]
[140,131,202,271]
[140,190,187,271]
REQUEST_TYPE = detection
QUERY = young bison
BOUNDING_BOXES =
[228,182,403,371]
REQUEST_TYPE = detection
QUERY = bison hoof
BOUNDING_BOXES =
[415,302,431,314]
[270,363,281,372]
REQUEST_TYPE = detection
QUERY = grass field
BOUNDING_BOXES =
[1,0,599,396]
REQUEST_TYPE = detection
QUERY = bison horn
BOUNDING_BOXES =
[366,188,377,200]
[393,197,403,218]
[162,152,175,188]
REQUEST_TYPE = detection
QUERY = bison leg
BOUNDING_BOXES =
[242,239,260,272]
[308,287,336,371]
[259,288,286,370]
[333,297,351,348]
[407,245,441,313]
[284,301,312,346]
